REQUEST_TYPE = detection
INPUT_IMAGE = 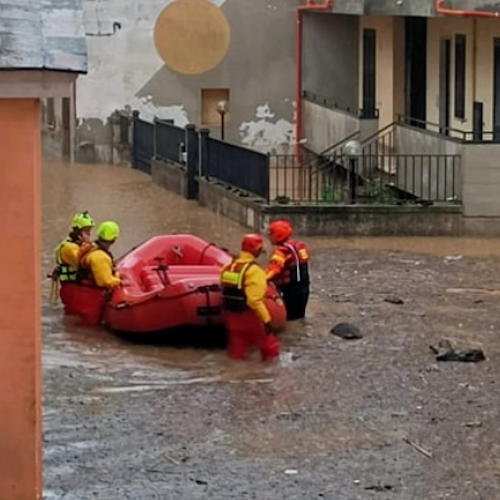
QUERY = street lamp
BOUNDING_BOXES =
[216,100,229,141]
[343,139,362,204]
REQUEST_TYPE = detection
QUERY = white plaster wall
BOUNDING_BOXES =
[77,0,218,124]
[76,0,296,155]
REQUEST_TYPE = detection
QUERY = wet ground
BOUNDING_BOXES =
[43,159,500,499]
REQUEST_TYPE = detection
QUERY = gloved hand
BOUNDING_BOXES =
[264,322,274,335]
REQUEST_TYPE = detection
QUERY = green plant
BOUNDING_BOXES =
[321,184,341,204]
[274,195,291,204]
[370,181,398,204]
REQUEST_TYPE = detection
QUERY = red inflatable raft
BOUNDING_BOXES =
[104,234,287,333]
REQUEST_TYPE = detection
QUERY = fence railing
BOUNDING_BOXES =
[202,134,269,200]
[269,153,461,205]
[154,118,186,164]
[130,111,270,200]
[132,112,154,175]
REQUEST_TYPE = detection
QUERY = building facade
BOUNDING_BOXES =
[300,0,500,220]
[43,0,299,163]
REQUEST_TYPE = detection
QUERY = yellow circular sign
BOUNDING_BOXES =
[154,0,231,75]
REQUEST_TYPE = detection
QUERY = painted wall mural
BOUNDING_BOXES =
[77,0,296,155]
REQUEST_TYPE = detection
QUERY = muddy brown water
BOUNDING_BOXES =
[42,158,500,499]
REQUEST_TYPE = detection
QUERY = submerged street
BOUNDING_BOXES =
[43,159,500,499]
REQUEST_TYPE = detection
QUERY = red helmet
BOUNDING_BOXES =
[241,233,264,256]
[268,220,293,243]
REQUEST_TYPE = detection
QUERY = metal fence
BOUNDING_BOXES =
[269,153,461,205]
[154,118,186,164]
[130,111,270,200]
[202,137,269,200]
[132,114,154,175]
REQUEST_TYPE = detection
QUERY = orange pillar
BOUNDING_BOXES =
[0,99,42,499]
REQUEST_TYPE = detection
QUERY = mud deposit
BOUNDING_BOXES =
[43,249,500,499]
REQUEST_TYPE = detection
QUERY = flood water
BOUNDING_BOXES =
[42,158,500,499]
[42,157,500,378]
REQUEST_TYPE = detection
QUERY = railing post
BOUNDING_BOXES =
[185,124,198,200]
[131,109,139,167]
[199,128,210,178]
[265,153,271,203]
[153,115,159,160]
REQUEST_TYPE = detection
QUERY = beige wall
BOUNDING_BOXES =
[358,16,405,129]
[426,18,500,136]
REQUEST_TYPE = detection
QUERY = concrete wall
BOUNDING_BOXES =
[74,0,298,163]
[151,159,187,198]
[358,16,405,129]
[462,143,500,216]
[302,13,359,113]
[393,125,462,200]
[302,100,359,153]
[198,177,463,236]
[426,17,500,136]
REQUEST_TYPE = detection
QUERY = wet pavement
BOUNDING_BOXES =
[43,159,500,499]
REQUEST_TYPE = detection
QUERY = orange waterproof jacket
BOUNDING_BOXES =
[265,239,311,286]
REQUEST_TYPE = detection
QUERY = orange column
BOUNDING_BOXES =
[0,99,42,499]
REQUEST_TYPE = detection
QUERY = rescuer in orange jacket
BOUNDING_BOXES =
[265,219,311,321]
[51,211,96,314]
[75,221,122,326]
[220,234,280,361]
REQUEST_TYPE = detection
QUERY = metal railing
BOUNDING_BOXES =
[132,112,154,175]
[269,152,461,205]
[154,118,186,164]
[202,135,269,200]
[302,90,380,119]
[397,115,500,143]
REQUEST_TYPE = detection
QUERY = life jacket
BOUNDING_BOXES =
[273,239,311,287]
[54,237,79,283]
[220,260,255,312]
[77,242,114,288]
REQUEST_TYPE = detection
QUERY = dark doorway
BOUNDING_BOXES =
[405,17,427,128]
[439,38,451,136]
[362,28,376,118]
[62,97,71,158]
[493,38,500,141]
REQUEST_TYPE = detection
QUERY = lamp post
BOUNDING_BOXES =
[216,100,229,141]
[343,139,362,204]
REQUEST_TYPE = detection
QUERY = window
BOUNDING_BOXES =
[454,34,466,119]
[201,88,230,125]
[362,29,377,118]
[46,98,55,126]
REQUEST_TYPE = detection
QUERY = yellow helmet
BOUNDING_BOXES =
[71,211,95,230]
[96,221,120,242]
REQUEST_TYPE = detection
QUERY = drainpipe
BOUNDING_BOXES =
[436,0,500,17]
[296,0,334,162]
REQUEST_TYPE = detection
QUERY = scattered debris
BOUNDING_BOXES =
[429,339,486,363]
[403,437,433,459]
[284,469,298,475]
[446,287,500,295]
[384,295,404,305]
[463,421,483,428]
[330,323,363,340]
[444,255,463,263]
[165,455,180,466]
[364,484,394,492]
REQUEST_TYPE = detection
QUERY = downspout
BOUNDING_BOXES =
[436,0,500,17]
[296,0,334,163]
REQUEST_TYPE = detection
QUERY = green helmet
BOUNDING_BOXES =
[96,221,120,242]
[71,211,95,230]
